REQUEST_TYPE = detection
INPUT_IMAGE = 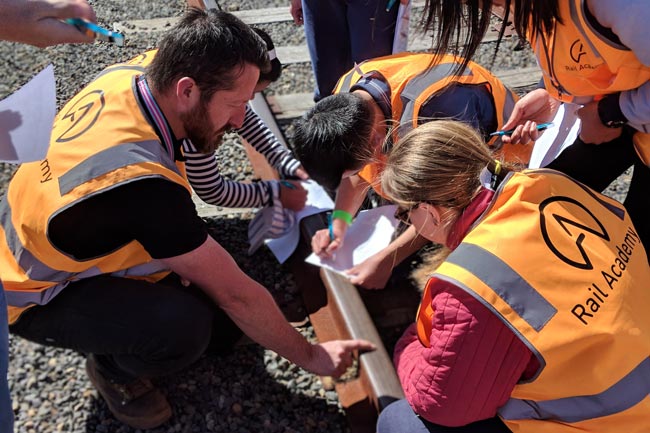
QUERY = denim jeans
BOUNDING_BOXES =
[301,0,398,101]
[377,399,511,433]
[0,284,13,433]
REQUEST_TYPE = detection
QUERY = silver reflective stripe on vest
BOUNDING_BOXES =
[58,140,180,196]
[338,71,356,93]
[443,243,557,331]
[502,89,516,125]
[0,139,178,305]
[398,62,471,138]
[5,280,70,307]
[5,260,170,308]
[0,199,75,283]
[500,357,650,422]
[109,260,169,278]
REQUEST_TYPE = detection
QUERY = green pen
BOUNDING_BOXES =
[385,0,398,12]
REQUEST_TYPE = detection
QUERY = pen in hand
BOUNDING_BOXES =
[280,180,297,190]
[64,18,125,46]
[489,122,554,137]
[328,213,334,242]
[385,0,398,12]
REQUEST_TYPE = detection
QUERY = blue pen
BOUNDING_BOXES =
[328,213,334,241]
[385,0,398,12]
[65,18,125,46]
[280,180,297,190]
[489,122,554,137]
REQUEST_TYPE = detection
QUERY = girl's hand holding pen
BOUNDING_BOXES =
[498,88,562,144]
[311,216,348,258]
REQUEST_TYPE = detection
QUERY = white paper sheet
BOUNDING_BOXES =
[528,103,581,169]
[265,180,335,263]
[305,205,399,277]
[0,65,56,163]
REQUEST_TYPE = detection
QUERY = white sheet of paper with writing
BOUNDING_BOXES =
[305,205,399,277]
[265,180,334,263]
[0,65,56,163]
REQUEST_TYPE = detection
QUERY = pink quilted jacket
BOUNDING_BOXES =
[394,189,538,426]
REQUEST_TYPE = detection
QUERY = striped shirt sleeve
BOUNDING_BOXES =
[182,138,274,208]
[238,104,301,177]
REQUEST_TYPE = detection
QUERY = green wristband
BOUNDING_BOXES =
[331,209,353,226]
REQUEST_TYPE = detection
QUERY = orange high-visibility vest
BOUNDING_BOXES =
[529,0,650,165]
[333,53,529,196]
[0,58,189,324]
[417,169,650,432]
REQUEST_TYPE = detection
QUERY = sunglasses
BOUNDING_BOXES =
[394,204,416,225]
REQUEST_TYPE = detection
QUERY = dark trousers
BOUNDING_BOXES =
[377,399,511,433]
[9,273,242,383]
[302,0,397,101]
[546,127,650,261]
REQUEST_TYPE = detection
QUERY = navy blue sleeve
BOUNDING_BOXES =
[418,83,498,138]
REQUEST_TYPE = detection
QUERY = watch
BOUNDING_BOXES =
[597,93,627,128]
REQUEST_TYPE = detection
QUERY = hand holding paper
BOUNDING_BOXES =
[0,65,56,163]
[305,205,399,279]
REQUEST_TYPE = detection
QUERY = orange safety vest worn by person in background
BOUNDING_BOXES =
[0,58,189,324]
[530,0,650,165]
[333,53,530,196]
[417,169,650,432]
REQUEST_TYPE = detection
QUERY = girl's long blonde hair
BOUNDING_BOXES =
[381,120,514,280]
[382,120,508,212]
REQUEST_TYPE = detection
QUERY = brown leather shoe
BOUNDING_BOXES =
[85,355,172,429]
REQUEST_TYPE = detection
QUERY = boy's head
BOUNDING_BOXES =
[291,93,376,190]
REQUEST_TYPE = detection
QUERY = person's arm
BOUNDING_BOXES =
[184,140,272,208]
[583,0,650,137]
[0,0,95,47]
[311,174,370,257]
[394,281,534,426]
[346,225,429,289]
[289,0,303,25]
[161,235,375,376]
[238,105,307,179]
[57,178,375,377]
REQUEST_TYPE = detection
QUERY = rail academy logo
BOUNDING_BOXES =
[55,90,105,143]
[570,39,587,63]
[539,196,609,270]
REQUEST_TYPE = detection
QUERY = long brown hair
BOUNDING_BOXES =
[382,119,513,277]
[382,120,508,213]
[422,0,561,74]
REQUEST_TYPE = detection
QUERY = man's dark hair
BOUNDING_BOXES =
[146,8,270,103]
[291,93,374,190]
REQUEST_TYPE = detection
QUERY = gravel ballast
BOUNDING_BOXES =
[0,2,630,432]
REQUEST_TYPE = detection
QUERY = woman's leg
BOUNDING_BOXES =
[347,0,398,62]
[301,0,351,101]
[377,399,512,433]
